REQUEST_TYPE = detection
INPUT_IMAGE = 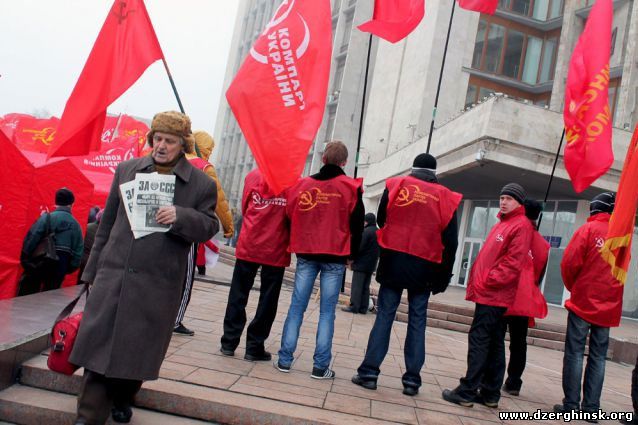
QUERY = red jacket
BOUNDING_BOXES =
[377,176,462,263]
[561,213,624,327]
[235,169,291,267]
[505,230,550,321]
[466,206,534,308]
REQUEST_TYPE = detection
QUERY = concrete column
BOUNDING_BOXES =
[615,0,638,129]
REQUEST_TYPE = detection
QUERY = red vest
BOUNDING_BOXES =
[236,169,291,267]
[377,176,462,263]
[288,174,362,256]
[188,157,211,171]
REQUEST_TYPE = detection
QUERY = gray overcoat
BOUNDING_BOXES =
[70,155,219,380]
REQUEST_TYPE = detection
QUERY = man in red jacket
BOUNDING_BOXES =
[443,183,533,408]
[502,199,550,396]
[554,192,623,418]
[219,168,290,361]
[276,141,364,379]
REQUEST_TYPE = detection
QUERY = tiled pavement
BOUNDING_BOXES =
[160,269,634,425]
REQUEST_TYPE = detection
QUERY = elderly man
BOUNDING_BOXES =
[70,111,219,425]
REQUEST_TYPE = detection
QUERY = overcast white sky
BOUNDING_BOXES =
[0,0,240,135]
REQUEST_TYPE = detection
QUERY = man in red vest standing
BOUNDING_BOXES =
[276,141,364,379]
[502,199,550,396]
[443,183,533,408]
[219,168,290,361]
[554,192,624,418]
[351,153,461,396]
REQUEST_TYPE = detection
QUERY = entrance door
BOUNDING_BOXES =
[457,238,483,287]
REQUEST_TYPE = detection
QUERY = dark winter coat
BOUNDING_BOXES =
[70,155,219,380]
[351,223,380,273]
[375,169,459,293]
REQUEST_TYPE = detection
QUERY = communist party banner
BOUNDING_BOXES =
[563,0,613,193]
[48,0,163,158]
[358,0,425,43]
[226,0,332,194]
[457,0,498,14]
[600,125,638,284]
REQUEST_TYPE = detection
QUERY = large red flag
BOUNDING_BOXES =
[600,125,638,284]
[226,0,332,194]
[458,0,498,14]
[48,0,163,158]
[563,0,613,193]
[358,0,425,43]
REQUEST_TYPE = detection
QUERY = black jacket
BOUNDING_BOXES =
[297,164,365,264]
[351,223,380,273]
[375,169,459,294]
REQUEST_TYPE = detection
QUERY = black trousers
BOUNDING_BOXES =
[350,271,372,313]
[457,303,507,401]
[220,259,285,354]
[76,369,142,425]
[631,353,638,415]
[504,315,529,391]
[18,252,71,296]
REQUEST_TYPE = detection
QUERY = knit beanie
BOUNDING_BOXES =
[364,213,376,226]
[146,111,195,154]
[590,192,615,216]
[413,153,437,170]
[55,188,75,206]
[500,183,526,205]
[193,131,215,160]
[523,199,543,221]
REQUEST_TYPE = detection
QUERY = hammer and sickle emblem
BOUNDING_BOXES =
[395,185,419,207]
[23,127,56,146]
[298,188,319,211]
[113,1,136,24]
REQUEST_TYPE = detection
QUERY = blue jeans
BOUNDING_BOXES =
[278,258,345,370]
[357,285,430,388]
[562,311,610,411]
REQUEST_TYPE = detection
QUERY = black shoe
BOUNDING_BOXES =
[197,266,206,275]
[582,411,599,424]
[351,374,377,390]
[553,404,568,413]
[442,389,474,407]
[274,360,291,373]
[173,323,195,336]
[311,367,336,379]
[341,306,357,313]
[244,351,272,361]
[219,347,235,356]
[474,392,498,408]
[619,418,638,425]
[502,383,520,396]
[403,386,419,396]
[111,405,132,423]
[358,310,368,315]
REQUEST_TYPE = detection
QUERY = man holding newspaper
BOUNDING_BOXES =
[70,111,219,425]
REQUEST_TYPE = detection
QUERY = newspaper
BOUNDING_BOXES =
[119,181,152,239]
[131,173,176,233]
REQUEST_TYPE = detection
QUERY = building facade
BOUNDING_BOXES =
[214,0,638,318]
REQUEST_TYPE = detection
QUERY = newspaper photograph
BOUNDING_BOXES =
[119,181,152,239]
[132,173,176,233]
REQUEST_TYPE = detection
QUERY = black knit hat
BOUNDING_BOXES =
[364,213,376,225]
[55,188,75,206]
[413,153,437,170]
[590,192,615,216]
[524,199,543,221]
[500,183,526,205]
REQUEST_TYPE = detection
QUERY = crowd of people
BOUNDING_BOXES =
[15,110,633,425]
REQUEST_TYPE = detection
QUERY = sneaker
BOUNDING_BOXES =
[173,323,195,336]
[244,351,272,362]
[502,384,520,396]
[311,367,336,380]
[111,405,133,423]
[274,360,291,373]
[351,374,377,390]
[442,389,474,407]
[403,386,419,396]
[219,347,235,356]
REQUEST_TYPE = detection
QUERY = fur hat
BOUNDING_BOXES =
[193,131,215,160]
[55,188,75,206]
[413,153,437,170]
[146,111,195,154]
[500,183,526,205]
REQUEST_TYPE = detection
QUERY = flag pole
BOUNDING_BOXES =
[354,34,374,178]
[162,58,186,114]
[426,0,457,154]
[537,128,566,230]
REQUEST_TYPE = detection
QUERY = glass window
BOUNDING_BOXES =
[466,85,478,107]
[478,87,494,101]
[484,24,506,73]
[502,30,525,78]
[511,0,531,15]
[333,58,346,92]
[539,38,557,83]
[469,201,489,238]
[486,201,500,232]
[522,36,542,84]
[548,0,563,19]
[472,20,488,69]
[532,0,549,20]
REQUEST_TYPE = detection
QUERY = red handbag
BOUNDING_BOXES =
[48,284,88,375]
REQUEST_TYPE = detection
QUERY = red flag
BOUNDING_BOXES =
[563,0,613,193]
[358,0,425,43]
[600,125,638,284]
[458,0,498,14]
[226,0,332,194]
[48,0,163,158]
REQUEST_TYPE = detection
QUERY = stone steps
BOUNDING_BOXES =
[0,356,391,425]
